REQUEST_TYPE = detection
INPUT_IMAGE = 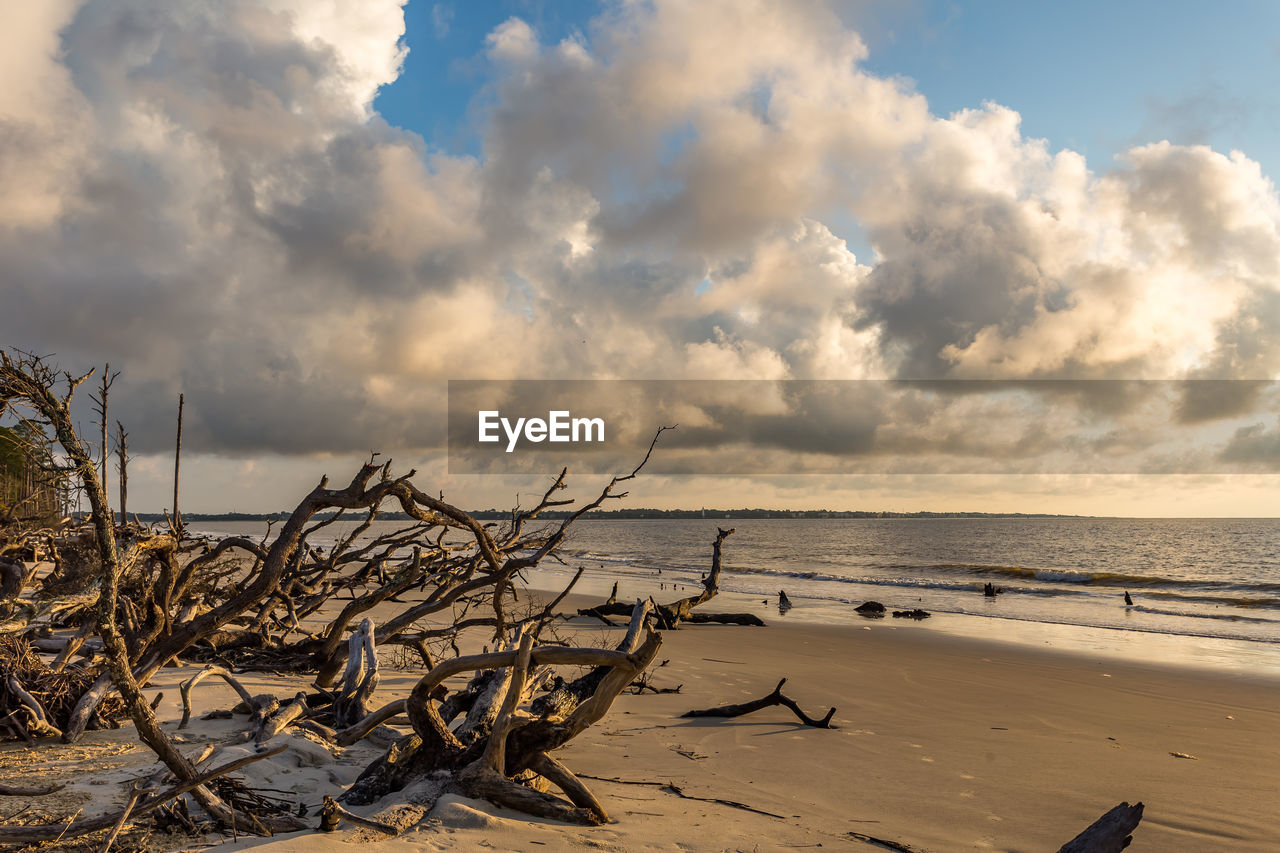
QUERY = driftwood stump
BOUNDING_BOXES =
[1057,801,1144,853]
[341,601,661,824]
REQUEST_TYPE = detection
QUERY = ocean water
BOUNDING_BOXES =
[190,517,1280,670]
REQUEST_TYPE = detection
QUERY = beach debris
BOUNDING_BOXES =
[1056,801,1144,853]
[982,583,1003,597]
[671,745,708,760]
[685,612,765,625]
[341,600,662,827]
[0,744,287,845]
[0,633,122,742]
[1169,751,1197,760]
[892,609,931,620]
[2,351,685,838]
[319,795,399,836]
[855,600,886,617]
[681,677,836,728]
[627,666,682,695]
[848,831,929,852]
[1124,591,1134,606]
[579,529,765,628]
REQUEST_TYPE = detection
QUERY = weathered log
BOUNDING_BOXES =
[1057,801,1144,853]
[335,699,408,747]
[532,599,654,717]
[343,602,660,819]
[179,664,254,729]
[252,691,310,744]
[334,618,379,728]
[50,622,95,672]
[96,781,150,853]
[319,795,399,835]
[686,612,765,626]
[682,678,836,728]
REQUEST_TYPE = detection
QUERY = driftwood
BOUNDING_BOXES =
[0,351,1156,849]
[342,601,661,824]
[319,795,399,835]
[1057,801,1144,853]
[847,832,927,852]
[682,678,836,728]
[578,529,763,628]
[892,609,930,620]
[0,745,286,844]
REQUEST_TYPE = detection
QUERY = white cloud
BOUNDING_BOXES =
[1,0,1278,511]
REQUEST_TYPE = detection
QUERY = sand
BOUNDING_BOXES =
[4,592,1278,852]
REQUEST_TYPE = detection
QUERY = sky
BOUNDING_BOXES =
[1,0,1278,516]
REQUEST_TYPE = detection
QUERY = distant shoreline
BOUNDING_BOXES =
[132,509,1091,522]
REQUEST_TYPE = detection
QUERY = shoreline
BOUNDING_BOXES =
[196,596,1280,851]
[528,568,1280,679]
[3,579,1276,851]
[185,517,1280,657]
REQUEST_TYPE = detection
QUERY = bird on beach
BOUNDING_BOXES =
[1124,591,1134,606]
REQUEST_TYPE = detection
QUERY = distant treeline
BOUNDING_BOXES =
[133,508,1084,522]
[0,423,64,522]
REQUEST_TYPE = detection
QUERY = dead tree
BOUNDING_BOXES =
[4,349,682,835]
[172,392,183,535]
[115,420,128,526]
[93,364,117,521]
[579,527,763,627]
[1,349,303,834]
[341,600,661,823]
[682,677,836,728]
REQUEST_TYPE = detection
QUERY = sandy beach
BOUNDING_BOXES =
[8,587,1276,853]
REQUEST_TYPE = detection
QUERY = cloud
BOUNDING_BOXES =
[1220,420,1280,469]
[1,0,1278,511]
[431,4,454,39]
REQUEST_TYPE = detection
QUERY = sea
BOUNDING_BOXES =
[189,517,1280,675]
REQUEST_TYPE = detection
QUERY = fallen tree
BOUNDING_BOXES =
[681,677,836,728]
[0,348,673,841]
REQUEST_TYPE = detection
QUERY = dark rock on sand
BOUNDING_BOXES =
[892,609,931,620]
[855,601,886,617]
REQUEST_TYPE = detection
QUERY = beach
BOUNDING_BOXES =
[9,584,1276,853]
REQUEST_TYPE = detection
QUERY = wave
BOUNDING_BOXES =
[560,556,1280,612]
[805,561,1280,597]
[1128,605,1280,625]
